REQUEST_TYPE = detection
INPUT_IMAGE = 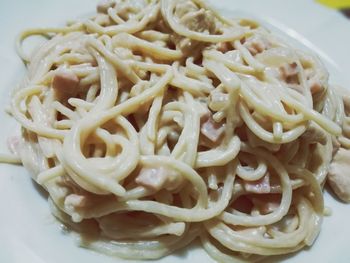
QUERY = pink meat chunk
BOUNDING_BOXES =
[328,148,350,203]
[135,167,169,191]
[200,115,226,142]
[52,69,79,96]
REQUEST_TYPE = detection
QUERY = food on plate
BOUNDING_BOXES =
[1,0,350,261]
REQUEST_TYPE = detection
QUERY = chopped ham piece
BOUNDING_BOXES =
[64,194,87,209]
[97,0,116,13]
[200,114,225,142]
[136,167,168,191]
[52,69,79,96]
[279,62,299,84]
[243,35,270,56]
[135,166,182,191]
[328,148,350,203]
[301,122,327,145]
[244,174,271,194]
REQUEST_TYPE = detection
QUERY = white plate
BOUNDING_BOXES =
[1,1,350,262]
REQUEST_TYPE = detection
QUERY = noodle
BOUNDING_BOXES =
[1,0,349,261]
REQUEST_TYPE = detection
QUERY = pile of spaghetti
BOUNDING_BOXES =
[2,0,350,261]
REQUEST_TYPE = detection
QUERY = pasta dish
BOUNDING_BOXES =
[1,0,350,261]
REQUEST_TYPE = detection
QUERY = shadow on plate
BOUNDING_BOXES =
[31,178,49,200]
[172,238,203,260]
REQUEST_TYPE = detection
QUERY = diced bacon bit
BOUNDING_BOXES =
[243,35,270,56]
[328,148,350,203]
[279,62,299,84]
[52,69,79,96]
[135,167,168,191]
[97,0,116,13]
[200,114,226,143]
[217,42,231,53]
[252,194,280,214]
[64,194,87,209]
[301,122,327,145]
[7,136,21,156]
[244,174,271,194]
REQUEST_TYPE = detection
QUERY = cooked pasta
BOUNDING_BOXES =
[1,0,350,261]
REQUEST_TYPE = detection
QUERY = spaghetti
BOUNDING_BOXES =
[1,0,350,261]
